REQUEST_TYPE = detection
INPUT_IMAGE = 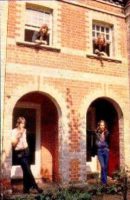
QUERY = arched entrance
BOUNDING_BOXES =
[86,97,123,176]
[11,91,60,182]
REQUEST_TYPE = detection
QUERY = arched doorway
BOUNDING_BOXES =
[11,91,60,182]
[86,97,123,176]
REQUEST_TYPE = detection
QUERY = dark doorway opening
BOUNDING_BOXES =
[87,98,120,176]
[12,91,59,182]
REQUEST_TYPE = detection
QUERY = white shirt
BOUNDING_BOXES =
[11,128,28,150]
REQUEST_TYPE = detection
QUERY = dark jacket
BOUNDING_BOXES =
[91,130,110,157]
[32,31,49,45]
[94,43,106,52]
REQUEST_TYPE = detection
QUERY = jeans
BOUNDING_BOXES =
[15,148,38,191]
[97,148,109,184]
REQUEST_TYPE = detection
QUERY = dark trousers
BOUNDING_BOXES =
[15,148,38,191]
[97,148,109,184]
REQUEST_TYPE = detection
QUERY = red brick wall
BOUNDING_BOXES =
[6,1,128,75]
[3,0,130,184]
[60,4,86,50]
[69,159,80,183]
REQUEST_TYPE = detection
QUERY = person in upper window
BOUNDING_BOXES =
[94,34,107,56]
[32,24,49,45]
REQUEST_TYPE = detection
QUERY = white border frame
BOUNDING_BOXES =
[11,102,41,179]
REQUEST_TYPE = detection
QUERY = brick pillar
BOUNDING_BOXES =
[1,109,12,195]
[69,159,80,183]
[66,88,86,185]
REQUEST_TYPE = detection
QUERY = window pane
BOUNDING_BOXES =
[106,27,109,33]
[92,31,95,37]
[106,34,109,40]
[26,9,51,28]
[101,26,104,32]
[96,25,100,31]
[106,43,110,56]
[26,9,40,27]
[92,24,95,30]
[25,29,35,42]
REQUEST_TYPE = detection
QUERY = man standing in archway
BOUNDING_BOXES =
[11,117,43,194]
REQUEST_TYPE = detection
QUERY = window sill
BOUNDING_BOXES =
[16,41,61,53]
[86,54,122,63]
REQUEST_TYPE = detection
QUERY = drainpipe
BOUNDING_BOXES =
[0,0,8,162]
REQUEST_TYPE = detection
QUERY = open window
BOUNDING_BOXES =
[92,22,113,57]
[24,4,53,45]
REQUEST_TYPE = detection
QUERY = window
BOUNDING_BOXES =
[92,23,113,57]
[24,4,52,45]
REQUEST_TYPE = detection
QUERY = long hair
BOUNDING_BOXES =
[95,34,106,46]
[39,24,49,36]
[16,117,26,127]
[96,120,108,133]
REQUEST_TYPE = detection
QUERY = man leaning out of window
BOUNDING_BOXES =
[32,24,49,45]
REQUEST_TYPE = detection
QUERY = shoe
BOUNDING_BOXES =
[23,188,29,194]
[29,188,38,194]
[37,187,43,193]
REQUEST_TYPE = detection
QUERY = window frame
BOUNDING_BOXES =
[92,21,114,57]
[24,3,53,45]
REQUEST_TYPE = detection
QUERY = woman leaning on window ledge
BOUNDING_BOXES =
[32,24,49,45]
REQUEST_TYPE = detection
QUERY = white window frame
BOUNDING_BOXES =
[11,102,41,179]
[92,22,113,57]
[24,3,53,45]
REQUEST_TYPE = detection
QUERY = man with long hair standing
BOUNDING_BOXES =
[95,120,110,185]
[11,117,43,193]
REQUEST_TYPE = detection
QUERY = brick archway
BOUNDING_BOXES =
[3,83,70,184]
[78,89,126,177]
[86,97,122,176]
[12,92,61,182]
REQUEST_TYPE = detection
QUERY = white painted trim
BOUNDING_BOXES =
[6,63,128,86]
[11,102,41,179]
[59,0,125,18]
[86,156,98,173]
[16,1,60,47]
[87,9,120,58]
[96,0,122,8]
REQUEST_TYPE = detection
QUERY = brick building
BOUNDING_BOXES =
[1,0,130,188]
